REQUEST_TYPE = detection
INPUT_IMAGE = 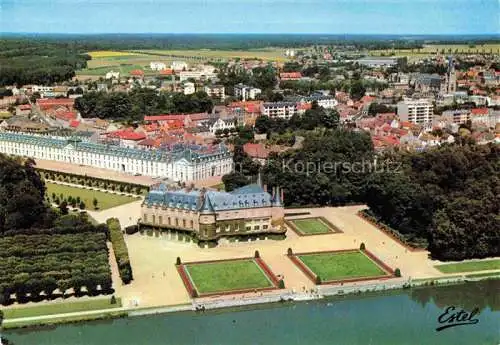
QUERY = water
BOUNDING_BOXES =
[5,280,500,345]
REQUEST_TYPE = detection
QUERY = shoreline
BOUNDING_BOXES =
[4,273,499,331]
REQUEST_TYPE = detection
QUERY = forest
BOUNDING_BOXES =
[0,154,112,305]
[74,88,214,121]
[0,39,90,86]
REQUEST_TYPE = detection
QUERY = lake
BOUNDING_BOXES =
[5,280,500,345]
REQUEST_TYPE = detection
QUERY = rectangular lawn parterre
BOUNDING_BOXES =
[435,259,500,274]
[46,182,140,210]
[184,259,274,294]
[290,218,333,235]
[297,250,388,282]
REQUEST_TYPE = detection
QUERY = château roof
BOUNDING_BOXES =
[144,183,276,212]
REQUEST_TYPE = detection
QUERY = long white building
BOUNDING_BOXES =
[0,132,233,182]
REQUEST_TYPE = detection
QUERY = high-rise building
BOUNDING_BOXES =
[397,99,434,125]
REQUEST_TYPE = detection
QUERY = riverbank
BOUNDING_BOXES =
[3,272,498,330]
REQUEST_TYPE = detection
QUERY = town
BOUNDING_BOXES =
[0,35,499,344]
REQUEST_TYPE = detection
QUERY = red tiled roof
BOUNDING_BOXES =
[137,138,157,146]
[37,98,74,110]
[471,108,489,115]
[360,95,376,103]
[18,104,32,110]
[130,69,145,76]
[55,111,77,121]
[160,69,174,75]
[144,113,209,122]
[108,129,146,141]
[280,72,302,79]
[69,120,80,128]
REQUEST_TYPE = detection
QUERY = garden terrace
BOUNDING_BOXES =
[286,217,342,236]
[177,257,280,297]
[46,182,140,210]
[38,168,151,194]
[288,249,393,284]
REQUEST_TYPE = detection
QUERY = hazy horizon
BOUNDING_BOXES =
[1,0,498,35]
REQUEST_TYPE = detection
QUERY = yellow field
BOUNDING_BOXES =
[87,51,145,58]
[131,49,291,62]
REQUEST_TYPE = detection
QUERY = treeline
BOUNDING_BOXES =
[365,145,499,261]
[218,65,277,96]
[107,218,133,284]
[0,39,89,86]
[74,89,213,121]
[38,168,149,195]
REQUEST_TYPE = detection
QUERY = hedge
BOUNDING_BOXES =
[106,218,133,284]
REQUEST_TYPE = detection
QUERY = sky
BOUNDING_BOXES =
[0,0,498,34]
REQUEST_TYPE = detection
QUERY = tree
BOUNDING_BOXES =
[93,198,98,210]
[79,201,86,210]
[58,201,69,215]
[315,276,322,285]
[222,172,249,192]
[255,116,272,134]
[176,257,182,265]
[278,279,285,289]
[350,81,366,100]
[395,268,401,277]
[254,250,260,258]
[110,295,117,305]
[360,242,366,250]
[287,248,293,256]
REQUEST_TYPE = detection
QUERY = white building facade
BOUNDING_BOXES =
[397,99,434,125]
[234,84,262,101]
[150,62,167,71]
[0,132,233,182]
[261,102,298,119]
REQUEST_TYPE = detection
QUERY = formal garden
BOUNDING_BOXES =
[37,168,150,196]
[176,253,282,297]
[45,182,140,211]
[286,217,341,236]
[287,247,395,284]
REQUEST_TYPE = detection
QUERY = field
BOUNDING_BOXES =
[46,182,140,210]
[296,250,388,282]
[369,43,500,57]
[3,297,122,320]
[289,217,334,235]
[77,48,290,77]
[184,259,274,294]
[434,259,500,274]
[132,48,290,62]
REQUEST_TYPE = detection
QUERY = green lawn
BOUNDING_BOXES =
[2,297,122,319]
[291,218,332,235]
[435,259,500,274]
[298,251,387,281]
[46,182,140,210]
[185,259,273,294]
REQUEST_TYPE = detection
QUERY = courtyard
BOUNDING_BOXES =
[46,182,140,210]
[105,205,447,308]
